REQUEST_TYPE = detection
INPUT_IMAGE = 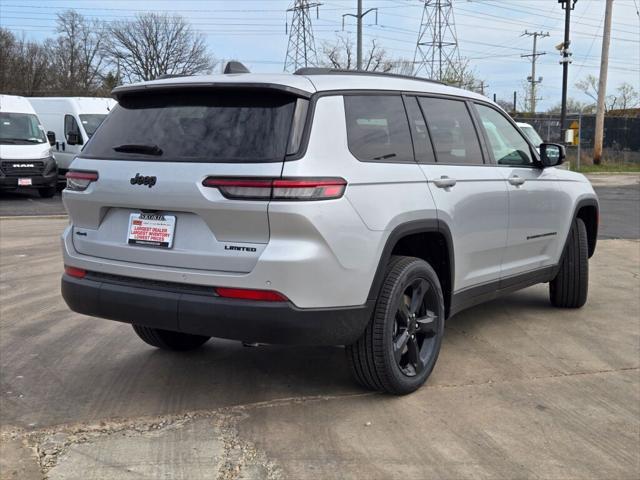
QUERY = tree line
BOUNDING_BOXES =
[0,10,215,97]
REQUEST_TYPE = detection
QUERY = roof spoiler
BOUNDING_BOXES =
[224,61,250,74]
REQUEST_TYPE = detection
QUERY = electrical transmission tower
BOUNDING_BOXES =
[284,1,322,72]
[413,0,461,82]
[521,31,549,113]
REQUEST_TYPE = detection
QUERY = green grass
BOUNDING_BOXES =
[571,163,640,173]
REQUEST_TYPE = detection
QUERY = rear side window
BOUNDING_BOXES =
[344,95,414,163]
[418,97,484,165]
[81,90,299,163]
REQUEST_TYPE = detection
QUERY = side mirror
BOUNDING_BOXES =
[66,132,83,146]
[540,143,565,167]
[46,131,56,146]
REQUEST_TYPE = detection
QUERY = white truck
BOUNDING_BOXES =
[0,95,58,197]
[29,97,116,184]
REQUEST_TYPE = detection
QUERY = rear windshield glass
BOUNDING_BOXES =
[81,90,297,163]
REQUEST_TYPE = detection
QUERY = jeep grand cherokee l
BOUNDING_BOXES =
[60,67,598,395]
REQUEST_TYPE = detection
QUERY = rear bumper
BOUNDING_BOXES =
[61,273,373,346]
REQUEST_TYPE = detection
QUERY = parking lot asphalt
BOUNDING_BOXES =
[0,215,638,479]
[2,174,638,239]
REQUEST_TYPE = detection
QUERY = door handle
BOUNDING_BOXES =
[433,176,457,189]
[508,175,526,186]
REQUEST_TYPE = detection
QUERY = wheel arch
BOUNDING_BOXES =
[367,219,455,318]
[575,199,598,258]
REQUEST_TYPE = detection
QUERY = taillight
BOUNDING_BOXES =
[202,177,346,201]
[66,171,98,191]
[64,266,87,278]
[215,287,288,302]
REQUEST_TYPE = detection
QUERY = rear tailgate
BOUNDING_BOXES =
[63,86,310,274]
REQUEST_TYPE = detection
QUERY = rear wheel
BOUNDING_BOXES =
[549,217,589,308]
[132,325,210,351]
[346,256,445,395]
[38,186,56,198]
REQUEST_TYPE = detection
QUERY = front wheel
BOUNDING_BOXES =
[549,217,589,308]
[132,325,210,351]
[346,256,445,395]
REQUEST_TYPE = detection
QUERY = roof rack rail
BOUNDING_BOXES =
[156,73,190,80]
[293,68,444,85]
[224,61,250,74]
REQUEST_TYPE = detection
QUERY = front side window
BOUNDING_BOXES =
[476,105,533,166]
[80,90,298,163]
[79,114,107,138]
[418,97,484,165]
[0,113,46,144]
[344,95,414,163]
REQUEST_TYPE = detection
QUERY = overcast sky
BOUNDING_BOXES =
[1,0,638,110]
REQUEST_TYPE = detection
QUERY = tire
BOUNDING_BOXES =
[38,186,56,198]
[550,217,589,308]
[346,256,445,395]
[132,325,210,351]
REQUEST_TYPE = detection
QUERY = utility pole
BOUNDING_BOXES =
[521,31,549,114]
[558,0,577,143]
[414,0,461,81]
[478,80,488,96]
[342,1,378,70]
[284,0,322,72]
[594,0,614,165]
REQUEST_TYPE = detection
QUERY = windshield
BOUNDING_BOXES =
[520,125,543,146]
[79,114,107,138]
[0,113,47,145]
[81,90,298,163]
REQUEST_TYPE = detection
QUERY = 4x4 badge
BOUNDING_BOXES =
[130,173,157,188]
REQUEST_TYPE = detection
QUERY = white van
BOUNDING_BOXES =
[29,97,116,180]
[0,95,58,197]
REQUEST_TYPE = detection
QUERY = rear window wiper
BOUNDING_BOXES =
[113,144,163,156]
[373,153,397,160]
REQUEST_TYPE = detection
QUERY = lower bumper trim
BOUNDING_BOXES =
[61,274,373,346]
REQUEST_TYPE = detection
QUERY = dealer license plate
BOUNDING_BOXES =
[127,213,176,248]
[18,178,32,186]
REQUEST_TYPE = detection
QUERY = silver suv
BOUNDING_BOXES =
[61,68,599,395]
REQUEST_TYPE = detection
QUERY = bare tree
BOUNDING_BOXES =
[614,82,639,110]
[546,98,595,114]
[48,10,107,94]
[0,29,52,96]
[322,35,394,72]
[575,74,619,112]
[439,58,484,92]
[105,13,215,82]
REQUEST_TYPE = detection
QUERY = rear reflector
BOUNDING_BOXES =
[215,287,288,302]
[66,171,99,191]
[202,177,346,201]
[64,266,87,279]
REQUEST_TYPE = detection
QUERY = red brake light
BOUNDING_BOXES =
[202,177,346,201]
[66,171,98,191]
[215,287,288,302]
[65,266,87,278]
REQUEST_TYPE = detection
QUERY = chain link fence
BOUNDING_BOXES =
[513,114,640,168]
